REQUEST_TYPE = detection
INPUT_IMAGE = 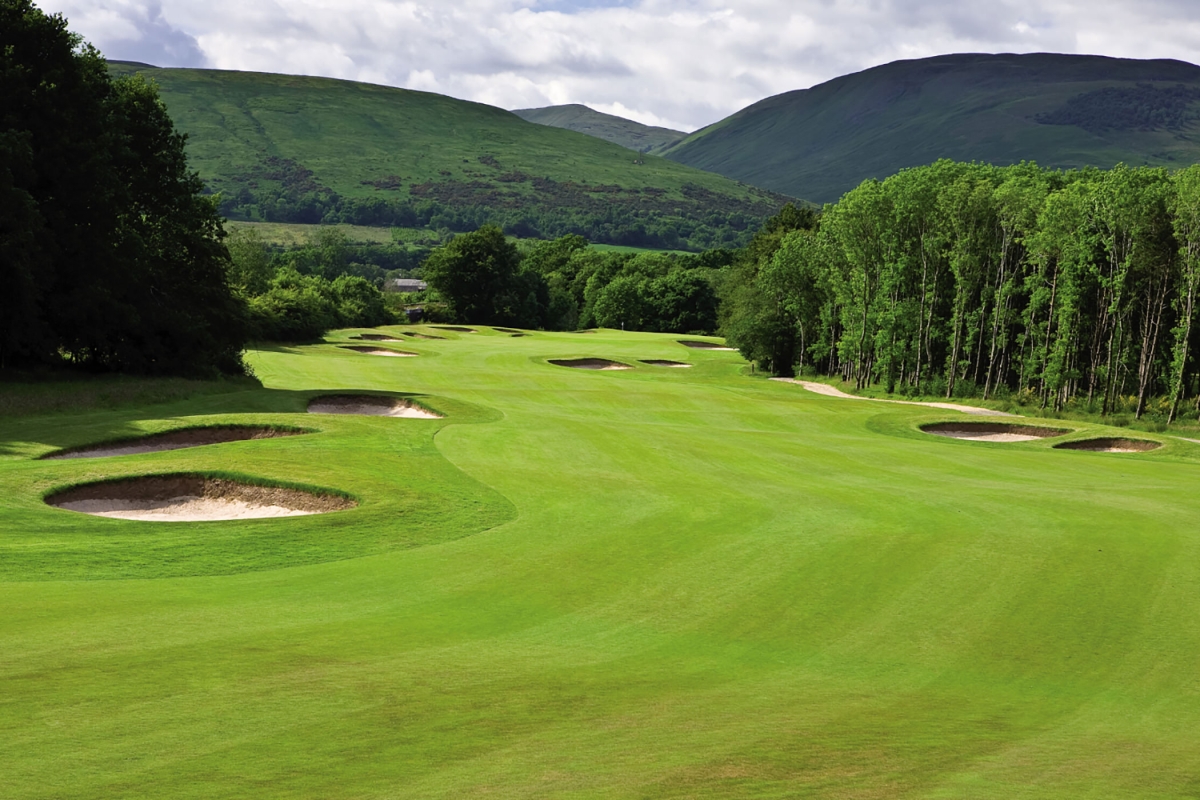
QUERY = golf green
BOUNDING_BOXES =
[3,327,1199,798]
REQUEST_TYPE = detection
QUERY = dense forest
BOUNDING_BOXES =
[218,162,771,252]
[723,161,1200,421]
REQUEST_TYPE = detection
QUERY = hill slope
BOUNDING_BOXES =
[662,53,1200,202]
[107,63,790,248]
[512,104,687,153]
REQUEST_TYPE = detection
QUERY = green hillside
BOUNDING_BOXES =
[663,53,1200,202]
[5,328,1200,796]
[107,63,789,248]
[513,103,687,153]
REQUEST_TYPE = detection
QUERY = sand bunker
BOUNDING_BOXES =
[46,475,355,522]
[511,333,529,337]
[352,334,404,342]
[431,326,476,333]
[678,340,736,351]
[402,332,444,340]
[921,422,1069,442]
[42,425,303,460]
[341,346,418,357]
[306,395,442,419]
[640,359,693,368]
[549,358,632,370]
[1054,437,1162,453]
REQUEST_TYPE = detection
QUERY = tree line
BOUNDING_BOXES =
[419,226,727,335]
[723,160,1200,421]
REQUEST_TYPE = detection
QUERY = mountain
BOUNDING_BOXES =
[512,104,687,153]
[661,53,1200,203]
[106,63,791,249]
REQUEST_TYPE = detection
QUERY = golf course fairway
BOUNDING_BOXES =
[3,327,1200,798]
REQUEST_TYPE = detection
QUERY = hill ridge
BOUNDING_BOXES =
[663,52,1200,202]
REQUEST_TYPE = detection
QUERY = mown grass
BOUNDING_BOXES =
[4,326,1200,797]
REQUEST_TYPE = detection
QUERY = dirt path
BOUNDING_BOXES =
[771,378,1015,417]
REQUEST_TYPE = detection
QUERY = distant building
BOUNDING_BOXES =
[388,278,427,293]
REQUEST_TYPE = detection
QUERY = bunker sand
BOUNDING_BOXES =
[307,395,442,418]
[43,426,302,459]
[921,422,1069,442]
[640,360,693,368]
[1055,437,1162,453]
[46,476,355,522]
[341,346,418,357]
[352,334,404,342]
[549,358,632,370]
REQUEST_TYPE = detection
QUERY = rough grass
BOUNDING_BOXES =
[3,326,1200,797]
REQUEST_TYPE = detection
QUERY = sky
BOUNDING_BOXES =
[36,0,1200,132]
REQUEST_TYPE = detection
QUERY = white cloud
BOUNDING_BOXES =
[35,0,1200,130]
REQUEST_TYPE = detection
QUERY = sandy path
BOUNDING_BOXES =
[772,378,1014,417]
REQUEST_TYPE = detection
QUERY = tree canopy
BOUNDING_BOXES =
[0,0,246,374]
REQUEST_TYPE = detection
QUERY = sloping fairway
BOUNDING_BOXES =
[4,328,1200,796]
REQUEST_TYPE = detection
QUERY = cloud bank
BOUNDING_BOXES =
[38,0,1200,131]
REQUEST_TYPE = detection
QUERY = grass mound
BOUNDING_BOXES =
[548,358,632,370]
[678,339,736,350]
[920,422,1070,442]
[45,474,355,522]
[1054,437,1163,453]
[430,326,476,333]
[307,395,442,419]
[41,425,305,460]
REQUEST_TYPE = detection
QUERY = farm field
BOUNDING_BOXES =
[3,328,1200,797]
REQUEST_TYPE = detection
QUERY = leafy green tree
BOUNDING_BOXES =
[0,0,247,375]
[226,228,275,295]
[423,225,533,325]
[592,275,650,330]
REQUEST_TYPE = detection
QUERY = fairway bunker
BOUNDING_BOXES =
[402,331,444,340]
[430,326,476,333]
[640,359,693,368]
[921,422,1069,442]
[549,358,632,371]
[341,346,418,357]
[307,395,442,418]
[46,475,355,522]
[351,334,404,342]
[42,425,305,460]
[1054,437,1162,453]
[678,340,736,351]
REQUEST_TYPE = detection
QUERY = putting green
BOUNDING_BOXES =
[2,327,1199,798]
